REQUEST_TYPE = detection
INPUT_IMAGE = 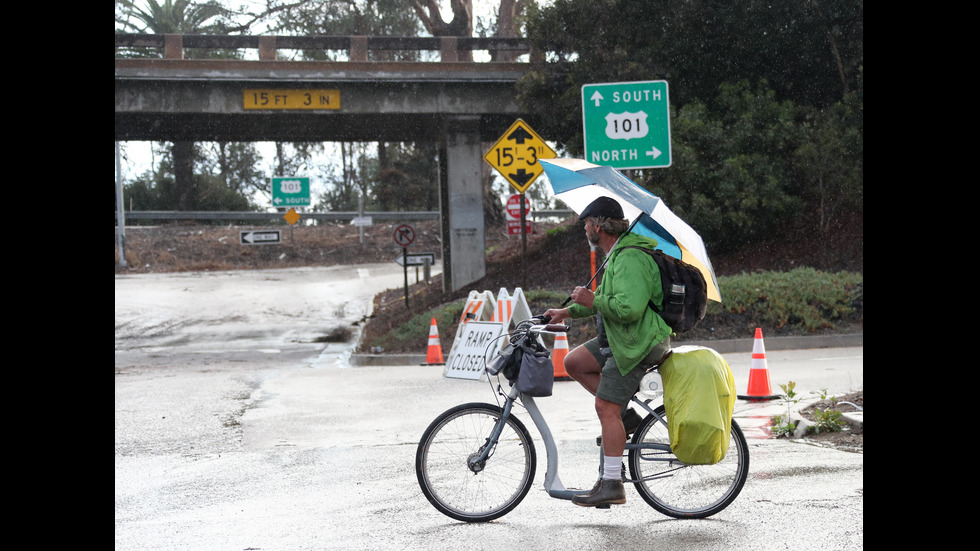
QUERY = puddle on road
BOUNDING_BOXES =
[737,415,774,439]
[735,400,787,440]
[751,463,862,480]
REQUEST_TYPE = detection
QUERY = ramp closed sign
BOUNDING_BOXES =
[444,321,505,380]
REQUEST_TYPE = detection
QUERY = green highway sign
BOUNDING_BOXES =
[581,80,672,169]
[272,177,311,207]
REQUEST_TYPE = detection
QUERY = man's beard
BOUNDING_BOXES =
[586,226,600,248]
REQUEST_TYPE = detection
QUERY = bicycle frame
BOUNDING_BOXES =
[484,381,673,501]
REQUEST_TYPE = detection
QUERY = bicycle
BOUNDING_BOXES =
[415,316,749,522]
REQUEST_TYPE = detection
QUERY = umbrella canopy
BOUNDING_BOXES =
[540,158,721,302]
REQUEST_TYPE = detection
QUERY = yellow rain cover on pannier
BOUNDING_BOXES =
[659,345,736,465]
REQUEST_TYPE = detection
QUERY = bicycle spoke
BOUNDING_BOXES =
[417,404,536,522]
[628,406,748,519]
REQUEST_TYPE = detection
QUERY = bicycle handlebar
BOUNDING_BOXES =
[514,315,568,336]
[532,323,570,333]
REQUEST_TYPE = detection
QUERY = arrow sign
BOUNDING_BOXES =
[506,125,534,144]
[483,119,557,193]
[394,252,436,267]
[507,168,535,189]
[240,230,281,245]
[590,90,604,107]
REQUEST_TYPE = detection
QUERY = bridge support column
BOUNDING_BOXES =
[440,116,486,292]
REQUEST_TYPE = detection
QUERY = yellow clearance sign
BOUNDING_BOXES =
[243,89,340,110]
[483,119,557,193]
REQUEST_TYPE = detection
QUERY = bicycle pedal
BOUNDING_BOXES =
[595,503,611,509]
[595,436,602,446]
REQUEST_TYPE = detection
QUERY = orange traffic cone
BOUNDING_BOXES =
[424,318,445,365]
[552,333,571,380]
[737,328,781,401]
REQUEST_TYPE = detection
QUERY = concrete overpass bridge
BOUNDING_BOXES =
[115,33,550,291]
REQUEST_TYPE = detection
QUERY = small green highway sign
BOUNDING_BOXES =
[272,177,311,207]
[581,80,671,169]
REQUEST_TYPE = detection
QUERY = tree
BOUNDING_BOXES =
[116,0,238,211]
[317,142,372,211]
[792,90,863,237]
[124,142,260,215]
[518,0,864,146]
[637,79,864,255]
[266,0,423,59]
[372,142,440,211]
[483,0,531,61]
[204,142,267,195]
[116,0,227,33]
[115,0,236,58]
[517,0,862,252]
[172,141,196,210]
[413,0,474,60]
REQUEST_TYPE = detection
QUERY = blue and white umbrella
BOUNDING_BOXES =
[540,158,721,302]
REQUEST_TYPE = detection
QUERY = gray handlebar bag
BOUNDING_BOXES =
[515,346,554,397]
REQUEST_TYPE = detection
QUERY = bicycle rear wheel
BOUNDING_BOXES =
[416,402,536,522]
[627,405,748,519]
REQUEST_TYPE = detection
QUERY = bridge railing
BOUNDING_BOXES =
[114,33,542,63]
[114,210,573,224]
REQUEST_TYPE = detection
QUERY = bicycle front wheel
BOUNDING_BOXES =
[628,405,749,519]
[416,402,536,522]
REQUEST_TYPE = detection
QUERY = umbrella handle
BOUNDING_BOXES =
[562,254,607,307]
[563,217,641,307]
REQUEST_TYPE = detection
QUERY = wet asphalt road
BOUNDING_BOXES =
[115,266,863,550]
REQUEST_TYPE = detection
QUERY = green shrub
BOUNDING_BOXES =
[709,268,862,332]
[808,407,846,434]
[365,300,465,351]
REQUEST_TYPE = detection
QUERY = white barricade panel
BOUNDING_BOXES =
[444,321,505,380]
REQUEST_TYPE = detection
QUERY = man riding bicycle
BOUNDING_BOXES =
[543,196,672,508]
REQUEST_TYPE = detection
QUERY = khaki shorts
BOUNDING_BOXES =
[584,336,671,405]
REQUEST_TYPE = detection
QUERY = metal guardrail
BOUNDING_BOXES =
[114,210,574,223]
[116,211,439,222]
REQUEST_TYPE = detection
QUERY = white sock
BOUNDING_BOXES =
[603,456,622,480]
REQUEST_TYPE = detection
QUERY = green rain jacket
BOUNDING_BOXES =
[567,232,672,375]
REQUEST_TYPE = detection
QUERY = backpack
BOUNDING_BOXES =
[621,246,708,333]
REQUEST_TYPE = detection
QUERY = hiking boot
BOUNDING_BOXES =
[572,478,626,507]
[622,408,643,435]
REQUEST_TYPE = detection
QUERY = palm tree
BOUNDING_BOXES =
[116,0,227,36]
[117,1,231,210]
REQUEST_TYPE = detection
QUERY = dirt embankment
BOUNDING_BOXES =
[116,213,861,353]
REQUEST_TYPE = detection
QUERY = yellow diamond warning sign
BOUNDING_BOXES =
[483,119,557,193]
[283,208,301,226]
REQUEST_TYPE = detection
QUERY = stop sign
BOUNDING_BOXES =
[506,194,531,219]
